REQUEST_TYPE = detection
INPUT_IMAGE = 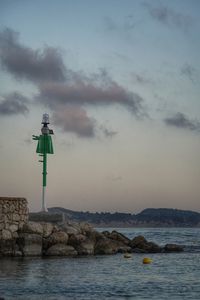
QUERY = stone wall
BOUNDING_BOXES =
[0,197,28,240]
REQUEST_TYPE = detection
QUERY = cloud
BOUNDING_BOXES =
[0,27,146,138]
[37,79,144,116]
[103,15,137,41]
[181,63,198,83]
[164,112,200,132]
[52,105,96,137]
[144,3,193,32]
[98,124,118,138]
[103,15,136,33]
[131,72,153,85]
[0,92,29,115]
[0,28,145,117]
[0,28,66,82]
[52,107,119,138]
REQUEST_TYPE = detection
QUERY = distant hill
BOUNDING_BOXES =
[46,207,200,227]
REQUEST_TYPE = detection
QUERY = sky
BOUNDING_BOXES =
[0,0,200,213]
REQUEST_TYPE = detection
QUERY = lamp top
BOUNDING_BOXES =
[42,113,49,124]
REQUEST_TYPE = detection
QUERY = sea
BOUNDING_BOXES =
[0,227,200,300]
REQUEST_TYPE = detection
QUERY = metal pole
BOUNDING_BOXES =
[42,142,47,212]
[42,186,46,212]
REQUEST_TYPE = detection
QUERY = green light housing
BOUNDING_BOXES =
[36,135,54,154]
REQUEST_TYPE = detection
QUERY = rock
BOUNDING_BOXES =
[130,235,161,253]
[9,224,18,233]
[94,237,125,255]
[76,239,95,255]
[85,230,105,243]
[68,233,96,255]
[22,222,43,235]
[164,244,184,252]
[12,232,19,239]
[18,221,25,230]
[45,244,77,256]
[61,224,80,235]
[2,215,9,223]
[68,234,86,247]
[142,242,162,253]
[104,230,131,245]
[10,205,15,213]
[45,231,69,247]
[3,206,9,214]
[130,235,147,248]
[1,229,12,240]
[52,225,60,233]
[80,222,94,235]
[42,222,54,238]
[17,233,42,256]
[12,214,20,222]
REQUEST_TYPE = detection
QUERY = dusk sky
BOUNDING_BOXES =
[0,0,200,213]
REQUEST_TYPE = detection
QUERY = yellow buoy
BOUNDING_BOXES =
[143,257,152,264]
[124,253,132,258]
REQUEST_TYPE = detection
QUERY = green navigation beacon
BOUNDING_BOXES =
[32,114,54,212]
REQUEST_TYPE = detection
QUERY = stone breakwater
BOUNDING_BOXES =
[0,220,183,257]
[0,197,183,257]
[0,197,28,240]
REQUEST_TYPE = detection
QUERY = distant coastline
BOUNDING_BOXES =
[30,207,200,228]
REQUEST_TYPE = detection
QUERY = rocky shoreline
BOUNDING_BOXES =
[0,221,183,257]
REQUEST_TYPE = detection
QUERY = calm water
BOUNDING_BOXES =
[0,228,200,300]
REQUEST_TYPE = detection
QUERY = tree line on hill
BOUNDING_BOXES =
[43,207,200,227]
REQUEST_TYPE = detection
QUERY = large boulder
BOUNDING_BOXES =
[79,222,94,235]
[44,231,69,250]
[45,244,77,256]
[76,239,95,255]
[164,244,184,252]
[130,235,147,248]
[68,231,107,255]
[68,234,86,247]
[94,237,127,255]
[22,222,43,235]
[85,230,105,244]
[17,233,42,256]
[61,224,80,235]
[42,222,55,238]
[132,241,162,253]
[103,230,131,245]
[130,235,161,253]
[22,221,58,238]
